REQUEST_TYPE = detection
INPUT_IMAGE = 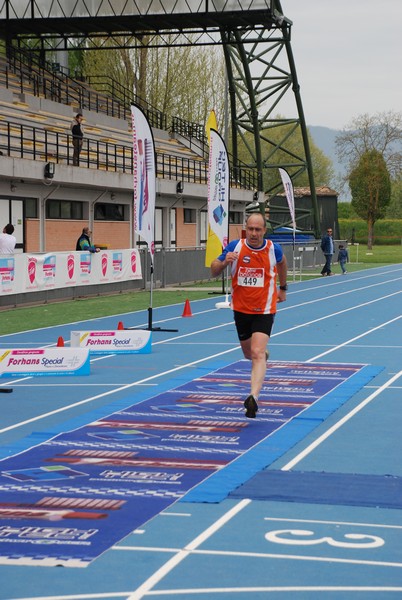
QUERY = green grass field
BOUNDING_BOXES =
[346,244,402,264]
[1,244,401,336]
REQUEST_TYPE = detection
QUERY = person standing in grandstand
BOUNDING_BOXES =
[71,113,84,166]
[210,212,288,419]
[0,224,16,254]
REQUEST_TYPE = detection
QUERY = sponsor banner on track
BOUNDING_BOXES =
[0,360,365,566]
[0,348,90,377]
[70,330,152,354]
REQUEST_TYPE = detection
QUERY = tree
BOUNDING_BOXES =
[385,176,402,219]
[349,150,391,249]
[82,39,137,100]
[337,202,358,219]
[145,41,226,126]
[336,111,402,179]
[235,122,334,192]
[80,39,227,130]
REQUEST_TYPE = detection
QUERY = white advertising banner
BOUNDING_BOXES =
[131,104,156,263]
[0,256,15,295]
[278,167,296,232]
[207,129,229,248]
[0,348,90,377]
[70,330,152,355]
[0,249,142,297]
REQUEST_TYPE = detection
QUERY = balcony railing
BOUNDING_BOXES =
[0,119,258,188]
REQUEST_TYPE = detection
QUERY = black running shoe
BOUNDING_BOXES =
[244,394,258,418]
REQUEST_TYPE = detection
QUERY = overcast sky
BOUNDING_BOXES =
[282,0,402,130]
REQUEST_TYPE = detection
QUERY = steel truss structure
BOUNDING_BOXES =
[0,0,320,235]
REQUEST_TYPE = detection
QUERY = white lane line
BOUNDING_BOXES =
[126,498,250,600]
[113,546,402,570]
[263,516,402,529]
[281,370,402,471]
[6,278,402,354]
[151,288,402,347]
[4,272,402,346]
[307,314,402,362]
[9,594,130,600]
[11,586,402,600]
[3,290,401,434]
[0,345,241,435]
[279,275,402,312]
[0,296,218,339]
[288,266,402,296]
[6,383,159,387]
[274,290,402,336]
[140,585,402,594]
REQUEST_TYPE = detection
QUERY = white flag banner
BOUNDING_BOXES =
[208,129,230,248]
[131,105,156,263]
[279,167,296,232]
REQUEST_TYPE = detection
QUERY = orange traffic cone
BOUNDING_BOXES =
[117,321,124,330]
[57,336,64,347]
[182,299,192,317]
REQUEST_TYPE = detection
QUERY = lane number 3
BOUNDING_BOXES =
[265,529,384,549]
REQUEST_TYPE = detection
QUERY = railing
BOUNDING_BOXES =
[0,118,257,188]
[4,48,126,120]
[171,116,208,155]
[85,75,168,131]
[2,49,259,188]
[1,48,258,188]
[5,47,179,133]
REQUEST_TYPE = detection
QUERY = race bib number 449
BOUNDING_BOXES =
[238,267,264,287]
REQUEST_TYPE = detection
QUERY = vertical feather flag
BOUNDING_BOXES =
[278,167,296,234]
[207,128,230,257]
[206,110,218,141]
[131,105,156,264]
[279,167,297,281]
[205,110,226,266]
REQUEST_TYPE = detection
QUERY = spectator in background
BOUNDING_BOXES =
[71,113,84,166]
[320,227,335,276]
[337,244,349,274]
[76,227,99,253]
[0,224,16,254]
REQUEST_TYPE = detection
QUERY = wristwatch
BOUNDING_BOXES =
[279,284,288,291]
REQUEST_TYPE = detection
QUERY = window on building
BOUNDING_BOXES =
[94,203,127,221]
[25,198,38,218]
[184,208,196,224]
[46,200,83,220]
[200,210,207,245]
[229,211,243,224]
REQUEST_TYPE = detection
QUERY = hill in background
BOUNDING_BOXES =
[308,125,350,200]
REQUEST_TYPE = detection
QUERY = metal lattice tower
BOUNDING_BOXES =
[0,0,320,236]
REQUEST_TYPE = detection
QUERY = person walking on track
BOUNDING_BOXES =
[320,227,335,276]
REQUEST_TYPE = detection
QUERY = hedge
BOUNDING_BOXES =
[339,219,402,245]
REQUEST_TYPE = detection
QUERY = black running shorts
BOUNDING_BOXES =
[233,311,275,341]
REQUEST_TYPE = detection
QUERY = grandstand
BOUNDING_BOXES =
[0,49,253,256]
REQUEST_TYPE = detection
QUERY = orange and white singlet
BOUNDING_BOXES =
[229,239,278,314]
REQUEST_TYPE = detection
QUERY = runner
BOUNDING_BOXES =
[210,212,288,418]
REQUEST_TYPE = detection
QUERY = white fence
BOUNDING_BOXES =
[0,249,142,297]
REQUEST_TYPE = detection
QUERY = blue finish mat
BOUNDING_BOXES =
[183,363,382,503]
[229,469,402,509]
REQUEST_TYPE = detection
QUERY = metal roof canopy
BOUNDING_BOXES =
[0,1,283,37]
[0,0,320,236]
